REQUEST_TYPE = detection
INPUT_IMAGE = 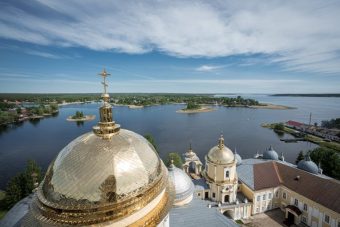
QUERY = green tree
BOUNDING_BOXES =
[4,160,42,209]
[186,102,200,110]
[4,175,23,209]
[43,106,51,114]
[0,111,17,125]
[309,147,340,180]
[274,123,285,131]
[321,118,340,129]
[144,134,158,153]
[22,160,42,195]
[50,104,58,112]
[166,152,183,168]
[295,151,305,164]
[37,107,44,116]
[72,111,84,119]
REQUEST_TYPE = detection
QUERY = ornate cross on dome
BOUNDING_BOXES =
[218,134,225,149]
[93,68,121,139]
[98,68,111,94]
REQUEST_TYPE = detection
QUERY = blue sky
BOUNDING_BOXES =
[0,0,340,93]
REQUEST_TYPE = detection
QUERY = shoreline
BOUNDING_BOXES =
[110,102,294,110]
[128,105,144,109]
[58,101,88,106]
[113,104,144,109]
[66,115,96,122]
[248,103,294,110]
[176,107,216,113]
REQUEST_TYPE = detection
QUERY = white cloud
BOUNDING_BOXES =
[24,50,61,59]
[195,65,225,72]
[0,1,340,73]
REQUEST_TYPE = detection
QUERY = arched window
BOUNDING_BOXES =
[225,170,229,178]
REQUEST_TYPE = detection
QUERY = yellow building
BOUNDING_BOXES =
[237,157,340,227]
[195,139,340,226]
[202,135,238,203]
[196,135,252,220]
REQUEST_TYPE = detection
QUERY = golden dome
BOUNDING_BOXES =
[44,130,160,205]
[207,135,235,165]
[21,70,174,226]
[22,130,173,226]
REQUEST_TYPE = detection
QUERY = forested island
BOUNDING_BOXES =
[177,101,216,113]
[67,111,95,122]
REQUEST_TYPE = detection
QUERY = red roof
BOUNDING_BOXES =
[286,120,304,127]
[254,162,281,190]
[252,161,340,213]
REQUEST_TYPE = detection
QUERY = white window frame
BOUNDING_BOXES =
[294,199,298,206]
[303,203,307,211]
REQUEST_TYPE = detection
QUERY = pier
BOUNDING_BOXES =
[280,138,305,143]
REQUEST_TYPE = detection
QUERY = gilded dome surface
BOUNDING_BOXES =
[168,164,194,204]
[207,146,235,164]
[207,136,235,165]
[23,129,172,226]
[42,129,160,206]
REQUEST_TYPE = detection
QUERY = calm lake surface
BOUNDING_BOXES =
[0,95,339,189]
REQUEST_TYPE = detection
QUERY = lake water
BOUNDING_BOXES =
[0,95,339,189]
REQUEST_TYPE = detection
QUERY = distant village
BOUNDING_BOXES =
[285,120,340,143]
[0,100,59,125]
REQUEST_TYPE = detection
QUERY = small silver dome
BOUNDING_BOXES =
[234,148,242,166]
[235,153,242,166]
[297,156,319,174]
[263,146,279,160]
[168,164,194,205]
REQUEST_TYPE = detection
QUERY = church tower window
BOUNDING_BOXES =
[225,170,229,178]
